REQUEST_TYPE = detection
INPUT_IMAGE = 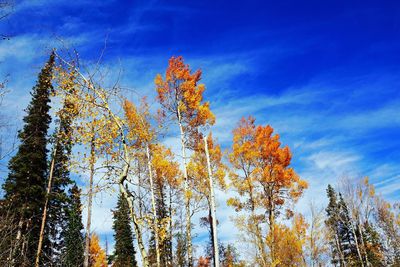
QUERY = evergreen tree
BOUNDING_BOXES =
[2,52,55,265]
[325,185,359,266]
[337,193,358,265]
[362,223,385,266]
[148,174,173,266]
[175,231,187,267]
[42,80,75,264]
[64,184,84,267]
[326,185,341,265]
[155,178,172,266]
[112,192,137,267]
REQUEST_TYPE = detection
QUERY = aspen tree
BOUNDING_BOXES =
[55,53,151,266]
[188,133,226,267]
[155,56,215,266]
[124,99,161,267]
[228,117,307,265]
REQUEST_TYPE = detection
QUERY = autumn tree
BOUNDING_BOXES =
[2,53,55,266]
[340,177,385,266]
[155,56,215,266]
[197,256,211,267]
[124,98,164,267]
[220,244,245,267]
[150,143,181,266]
[374,197,400,265]
[188,133,226,267]
[228,117,307,266]
[89,233,107,267]
[55,52,150,266]
[306,202,328,266]
[266,214,308,266]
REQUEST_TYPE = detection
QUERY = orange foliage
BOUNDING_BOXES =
[228,116,308,221]
[197,256,211,267]
[155,56,215,146]
[89,233,107,267]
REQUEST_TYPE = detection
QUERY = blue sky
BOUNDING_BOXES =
[1,0,400,258]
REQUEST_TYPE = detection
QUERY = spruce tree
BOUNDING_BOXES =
[64,184,84,267]
[362,223,385,266]
[156,179,172,266]
[42,85,75,264]
[148,177,174,266]
[326,185,343,266]
[326,185,359,266]
[175,231,187,267]
[337,193,358,265]
[112,192,137,267]
[2,52,55,265]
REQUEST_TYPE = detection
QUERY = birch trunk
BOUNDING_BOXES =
[169,187,174,266]
[118,163,149,267]
[177,107,193,267]
[334,233,345,267]
[35,147,57,267]
[351,223,364,267]
[146,144,161,267]
[357,220,370,266]
[247,180,267,266]
[9,217,24,266]
[83,137,95,267]
[204,136,220,267]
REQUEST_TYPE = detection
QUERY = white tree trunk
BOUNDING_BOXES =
[178,120,193,267]
[35,147,57,267]
[118,163,149,267]
[83,137,95,267]
[204,136,220,267]
[146,144,161,267]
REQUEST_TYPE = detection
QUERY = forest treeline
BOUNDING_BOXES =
[0,52,399,267]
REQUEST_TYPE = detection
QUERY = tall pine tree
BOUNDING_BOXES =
[326,185,359,266]
[42,76,76,264]
[112,192,137,267]
[63,184,84,267]
[2,52,55,265]
[148,177,173,266]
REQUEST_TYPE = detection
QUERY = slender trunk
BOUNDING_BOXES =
[119,180,149,267]
[177,110,193,267]
[357,220,370,266]
[351,223,364,267]
[268,192,277,265]
[83,136,95,267]
[334,232,345,267]
[168,186,174,266]
[21,220,30,266]
[9,216,24,266]
[204,136,220,267]
[138,160,143,218]
[253,212,268,267]
[247,181,267,266]
[35,147,57,267]
[146,144,161,267]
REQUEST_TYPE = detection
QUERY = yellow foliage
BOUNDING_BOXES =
[89,233,107,267]
[266,215,308,267]
[188,133,227,200]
